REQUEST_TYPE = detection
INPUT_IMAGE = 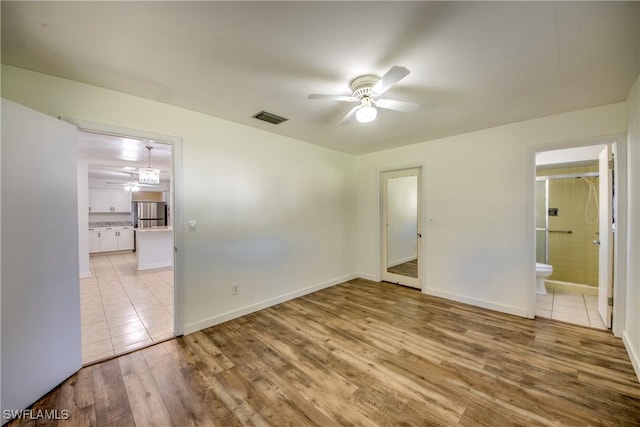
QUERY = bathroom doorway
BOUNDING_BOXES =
[381,167,422,289]
[534,144,615,330]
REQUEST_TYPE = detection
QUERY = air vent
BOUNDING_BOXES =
[252,111,288,125]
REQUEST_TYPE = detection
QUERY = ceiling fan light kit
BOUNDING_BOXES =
[124,182,140,192]
[308,66,419,125]
[356,102,377,123]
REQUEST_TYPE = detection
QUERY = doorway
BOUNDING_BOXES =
[76,128,177,364]
[534,144,616,330]
[381,167,422,289]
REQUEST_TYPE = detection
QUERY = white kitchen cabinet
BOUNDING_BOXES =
[112,190,132,212]
[89,226,135,253]
[89,188,132,213]
[89,188,112,212]
[100,228,119,252]
[88,228,101,254]
[117,227,134,250]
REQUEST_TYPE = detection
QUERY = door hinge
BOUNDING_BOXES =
[608,297,613,306]
[608,160,614,170]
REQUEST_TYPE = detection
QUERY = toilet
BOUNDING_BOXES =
[536,263,553,295]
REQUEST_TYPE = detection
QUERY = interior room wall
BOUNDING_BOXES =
[624,73,640,378]
[1,65,357,334]
[356,102,627,318]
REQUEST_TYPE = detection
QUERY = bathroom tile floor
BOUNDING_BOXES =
[536,288,607,330]
[80,252,174,365]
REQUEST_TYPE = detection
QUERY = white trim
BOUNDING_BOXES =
[183,274,358,335]
[423,288,530,318]
[136,262,173,271]
[79,271,92,279]
[357,273,379,282]
[623,331,640,382]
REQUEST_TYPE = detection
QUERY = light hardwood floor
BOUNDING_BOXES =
[7,279,640,426]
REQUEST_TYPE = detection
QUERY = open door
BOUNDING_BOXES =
[598,145,614,328]
[2,99,82,417]
[381,168,422,289]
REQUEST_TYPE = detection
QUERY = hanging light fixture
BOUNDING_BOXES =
[139,146,160,185]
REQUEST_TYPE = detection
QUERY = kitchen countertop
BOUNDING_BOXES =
[89,221,134,228]
[135,226,173,232]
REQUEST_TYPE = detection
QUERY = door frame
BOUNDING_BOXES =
[531,135,627,336]
[62,117,185,337]
[380,167,423,289]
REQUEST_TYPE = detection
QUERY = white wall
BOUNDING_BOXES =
[356,103,627,318]
[387,176,418,266]
[1,65,357,334]
[77,159,90,278]
[624,73,640,378]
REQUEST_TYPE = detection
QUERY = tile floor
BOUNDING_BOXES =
[80,252,174,364]
[536,288,607,330]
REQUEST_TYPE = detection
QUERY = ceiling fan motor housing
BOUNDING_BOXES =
[350,75,380,100]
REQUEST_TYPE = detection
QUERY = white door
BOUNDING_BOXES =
[2,99,82,415]
[381,168,422,288]
[598,145,614,328]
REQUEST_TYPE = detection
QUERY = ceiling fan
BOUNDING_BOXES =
[308,66,419,125]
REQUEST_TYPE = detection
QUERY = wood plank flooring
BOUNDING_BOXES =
[6,278,640,426]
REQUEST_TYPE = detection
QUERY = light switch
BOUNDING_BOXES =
[188,220,197,231]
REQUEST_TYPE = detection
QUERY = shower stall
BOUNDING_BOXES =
[535,170,600,288]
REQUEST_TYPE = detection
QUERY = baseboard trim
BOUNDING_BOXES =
[422,288,529,318]
[79,271,92,279]
[184,273,358,335]
[622,331,640,382]
[136,262,173,271]
[357,273,379,282]
[545,280,598,295]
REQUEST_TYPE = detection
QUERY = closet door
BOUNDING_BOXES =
[381,168,422,289]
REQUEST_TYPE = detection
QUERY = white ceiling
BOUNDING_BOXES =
[2,1,639,155]
[78,131,172,184]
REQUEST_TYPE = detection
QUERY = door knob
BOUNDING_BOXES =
[593,240,601,246]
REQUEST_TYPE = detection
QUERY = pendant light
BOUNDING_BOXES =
[139,146,160,185]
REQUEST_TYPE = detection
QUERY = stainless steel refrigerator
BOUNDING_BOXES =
[134,202,167,228]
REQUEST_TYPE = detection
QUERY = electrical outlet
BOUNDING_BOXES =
[232,283,239,295]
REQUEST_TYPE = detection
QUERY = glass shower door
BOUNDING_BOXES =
[535,179,548,264]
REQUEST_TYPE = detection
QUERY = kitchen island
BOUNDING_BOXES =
[135,226,173,270]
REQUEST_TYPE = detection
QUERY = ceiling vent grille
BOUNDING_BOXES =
[252,111,288,125]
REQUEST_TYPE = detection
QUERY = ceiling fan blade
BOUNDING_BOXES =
[338,105,360,126]
[372,66,410,96]
[375,98,420,112]
[308,94,356,102]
